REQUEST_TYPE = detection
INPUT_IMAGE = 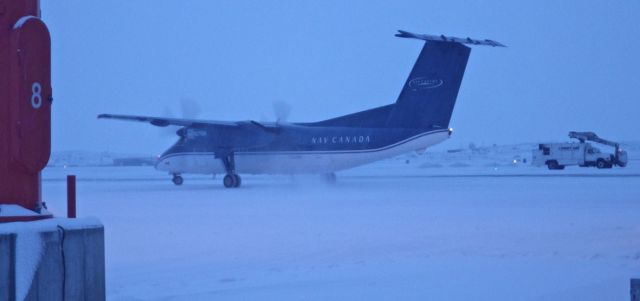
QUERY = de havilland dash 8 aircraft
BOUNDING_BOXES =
[99,30,504,188]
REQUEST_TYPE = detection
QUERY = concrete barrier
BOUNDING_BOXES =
[0,218,104,301]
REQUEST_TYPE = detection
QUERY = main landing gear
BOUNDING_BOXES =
[223,174,241,188]
[172,174,184,186]
[221,153,241,188]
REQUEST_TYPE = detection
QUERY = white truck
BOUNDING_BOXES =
[532,132,628,170]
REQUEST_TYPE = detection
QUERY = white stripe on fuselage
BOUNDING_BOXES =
[155,130,449,175]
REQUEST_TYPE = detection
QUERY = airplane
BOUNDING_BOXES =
[99,30,504,188]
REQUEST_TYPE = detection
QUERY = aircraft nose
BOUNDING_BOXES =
[155,156,170,171]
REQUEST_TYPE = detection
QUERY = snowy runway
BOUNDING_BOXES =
[41,163,640,300]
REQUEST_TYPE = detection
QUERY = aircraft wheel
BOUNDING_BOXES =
[233,174,242,188]
[172,175,184,186]
[223,174,235,188]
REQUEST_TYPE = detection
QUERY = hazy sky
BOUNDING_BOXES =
[41,1,640,154]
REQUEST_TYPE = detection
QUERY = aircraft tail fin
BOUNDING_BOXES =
[386,30,504,130]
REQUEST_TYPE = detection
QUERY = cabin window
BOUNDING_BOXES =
[542,146,550,155]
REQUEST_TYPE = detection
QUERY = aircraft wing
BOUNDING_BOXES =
[97,113,239,127]
[98,113,283,133]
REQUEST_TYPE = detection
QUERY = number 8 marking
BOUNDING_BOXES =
[31,82,42,109]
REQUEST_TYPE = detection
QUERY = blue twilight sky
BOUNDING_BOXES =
[40,0,640,154]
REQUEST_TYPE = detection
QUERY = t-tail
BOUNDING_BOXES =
[386,30,505,130]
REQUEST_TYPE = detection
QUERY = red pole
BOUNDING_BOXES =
[67,175,76,218]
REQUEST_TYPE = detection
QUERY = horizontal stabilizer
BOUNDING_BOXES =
[396,30,506,47]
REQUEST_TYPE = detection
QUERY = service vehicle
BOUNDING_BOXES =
[532,132,627,170]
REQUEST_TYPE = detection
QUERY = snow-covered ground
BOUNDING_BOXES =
[39,151,640,300]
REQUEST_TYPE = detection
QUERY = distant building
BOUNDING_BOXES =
[113,157,156,166]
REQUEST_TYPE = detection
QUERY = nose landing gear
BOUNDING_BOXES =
[172,174,183,186]
[322,172,337,184]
